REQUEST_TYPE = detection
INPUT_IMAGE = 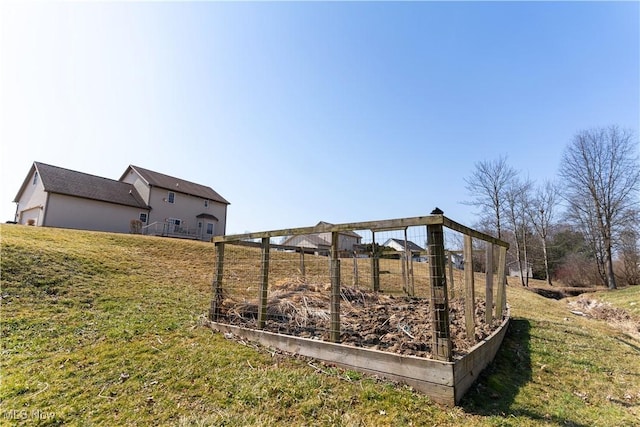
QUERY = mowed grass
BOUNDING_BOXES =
[1,225,639,426]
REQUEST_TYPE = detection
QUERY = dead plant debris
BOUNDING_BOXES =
[217,280,501,358]
[568,296,640,340]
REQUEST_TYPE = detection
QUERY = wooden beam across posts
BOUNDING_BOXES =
[463,236,475,344]
[372,231,380,292]
[330,232,341,343]
[495,245,507,320]
[257,237,270,329]
[211,214,444,244]
[427,209,452,362]
[209,242,225,321]
[485,243,494,324]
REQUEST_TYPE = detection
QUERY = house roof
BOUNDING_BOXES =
[315,221,362,238]
[124,165,230,205]
[14,162,148,209]
[384,238,424,252]
[281,234,331,248]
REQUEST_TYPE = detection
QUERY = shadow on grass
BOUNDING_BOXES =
[460,318,590,427]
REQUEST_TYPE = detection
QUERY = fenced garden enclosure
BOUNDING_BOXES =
[206,210,510,405]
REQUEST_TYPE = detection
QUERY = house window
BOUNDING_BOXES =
[204,199,209,208]
[167,191,175,204]
[139,213,148,223]
[33,172,38,185]
[206,223,214,235]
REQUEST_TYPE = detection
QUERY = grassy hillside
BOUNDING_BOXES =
[1,225,638,426]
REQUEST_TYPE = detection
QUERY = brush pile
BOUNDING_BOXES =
[219,279,499,358]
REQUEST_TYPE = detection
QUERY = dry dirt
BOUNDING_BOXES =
[218,280,502,358]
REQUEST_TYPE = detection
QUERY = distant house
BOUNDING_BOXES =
[381,238,426,261]
[449,252,464,269]
[281,221,362,255]
[13,162,229,241]
[383,238,424,253]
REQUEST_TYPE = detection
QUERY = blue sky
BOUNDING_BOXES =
[1,1,638,234]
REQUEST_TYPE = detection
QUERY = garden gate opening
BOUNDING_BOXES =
[206,210,509,406]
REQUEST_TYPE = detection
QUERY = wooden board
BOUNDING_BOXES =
[207,313,511,406]
[453,308,510,403]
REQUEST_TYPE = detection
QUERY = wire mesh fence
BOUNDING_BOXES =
[209,213,508,361]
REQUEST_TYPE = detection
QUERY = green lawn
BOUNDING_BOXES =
[1,225,638,426]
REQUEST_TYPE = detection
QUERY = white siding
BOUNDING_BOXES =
[45,193,144,233]
[15,170,48,225]
[121,170,151,202]
[148,187,227,239]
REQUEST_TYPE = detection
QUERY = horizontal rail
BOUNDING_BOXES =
[442,217,509,248]
[211,214,509,249]
[211,215,443,243]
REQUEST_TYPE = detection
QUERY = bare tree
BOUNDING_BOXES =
[618,225,640,286]
[559,126,640,289]
[504,177,533,286]
[464,156,519,239]
[528,181,558,285]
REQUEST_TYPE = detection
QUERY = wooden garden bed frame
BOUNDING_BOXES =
[207,209,510,406]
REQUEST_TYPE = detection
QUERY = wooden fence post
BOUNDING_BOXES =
[352,252,359,287]
[495,245,507,320]
[257,237,270,329]
[403,228,415,296]
[330,232,341,343]
[485,243,494,324]
[209,242,225,321]
[447,251,455,299]
[427,209,452,361]
[371,231,380,292]
[463,236,475,344]
[299,249,305,280]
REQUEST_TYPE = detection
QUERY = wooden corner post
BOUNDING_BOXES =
[330,232,341,343]
[427,208,452,361]
[257,237,270,329]
[209,242,225,321]
[495,245,507,319]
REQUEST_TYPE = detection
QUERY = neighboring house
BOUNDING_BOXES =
[381,238,426,261]
[382,238,424,253]
[281,221,362,255]
[449,252,464,269]
[120,165,229,240]
[13,162,229,241]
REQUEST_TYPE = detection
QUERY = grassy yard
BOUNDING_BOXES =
[1,225,638,426]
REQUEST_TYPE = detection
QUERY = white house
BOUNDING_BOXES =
[119,165,229,240]
[13,162,229,241]
[382,238,424,253]
[281,222,362,254]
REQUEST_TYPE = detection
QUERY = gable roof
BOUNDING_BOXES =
[15,162,148,209]
[124,165,230,205]
[315,221,362,238]
[281,234,331,248]
[384,238,424,252]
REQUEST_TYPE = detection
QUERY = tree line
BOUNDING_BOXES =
[464,125,639,289]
